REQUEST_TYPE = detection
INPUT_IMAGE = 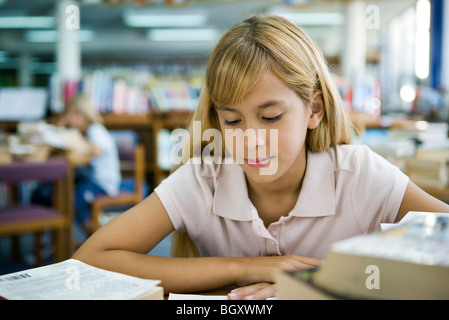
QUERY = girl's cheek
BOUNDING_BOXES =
[278,129,306,156]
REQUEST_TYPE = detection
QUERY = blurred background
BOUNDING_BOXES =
[1,0,448,116]
[1,0,449,273]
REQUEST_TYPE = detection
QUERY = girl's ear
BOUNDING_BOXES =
[308,91,325,129]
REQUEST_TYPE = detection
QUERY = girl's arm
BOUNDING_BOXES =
[72,192,320,293]
[395,180,449,222]
[73,192,238,292]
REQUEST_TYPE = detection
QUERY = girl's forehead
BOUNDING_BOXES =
[209,64,272,107]
[223,70,293,105]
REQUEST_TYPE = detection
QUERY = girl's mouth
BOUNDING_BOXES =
[244,157,273,168]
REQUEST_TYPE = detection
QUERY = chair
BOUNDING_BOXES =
[0,158,72,266]
[90,144,145,232]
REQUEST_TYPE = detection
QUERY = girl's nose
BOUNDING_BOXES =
[245,128,266,150]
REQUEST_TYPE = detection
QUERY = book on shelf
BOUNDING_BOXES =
[0,259,162,300]
[147,80,198,111]
[276,211,449,300]
[81,70,150,115]
[50,63,203,115]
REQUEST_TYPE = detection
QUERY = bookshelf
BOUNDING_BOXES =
[101,113,152,128]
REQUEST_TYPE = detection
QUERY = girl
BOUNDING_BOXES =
[61,95,121,233]
[73,15,449,299]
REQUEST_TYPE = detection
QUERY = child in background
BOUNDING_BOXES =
[60,95,121,233]
[73,15,449,299]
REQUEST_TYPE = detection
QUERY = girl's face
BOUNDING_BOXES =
[64,105,89,131]
[215,70,322,185]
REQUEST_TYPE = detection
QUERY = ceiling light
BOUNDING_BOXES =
[0,16,54,28]
[147,28,219,42]
[415,0,431,79]
[399,85,416,102]
[124,9,207,27]
[25,30,94,43]
[268,11,345,26]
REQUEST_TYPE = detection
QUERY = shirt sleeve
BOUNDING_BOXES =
[351,145,409,232]
[86,124,111,151]
[154,162,214,238]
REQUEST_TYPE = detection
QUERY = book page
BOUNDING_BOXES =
[399,211,449,225]
[0,259,160,300]
[168,293,278,300]
[381,211,449,231]
[168,293,229,300]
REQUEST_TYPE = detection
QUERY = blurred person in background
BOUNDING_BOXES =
[58,95,121,234]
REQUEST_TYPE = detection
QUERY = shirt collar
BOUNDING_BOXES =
[290,149,336,217]
[213,158,253,221]
[212,149,336,221]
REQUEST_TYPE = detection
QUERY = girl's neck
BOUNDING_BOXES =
[246,146,307,200]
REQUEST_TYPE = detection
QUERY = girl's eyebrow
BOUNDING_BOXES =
[216,100,282,112]
[216,105,238,112]
[257,99,282,110]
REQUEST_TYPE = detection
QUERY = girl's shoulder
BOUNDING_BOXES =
[86,123,105,137]
[86,122,107,134]
[86,123,114,141]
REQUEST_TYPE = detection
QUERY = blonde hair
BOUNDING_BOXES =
[172,15,354,257]
[66,95,103,125]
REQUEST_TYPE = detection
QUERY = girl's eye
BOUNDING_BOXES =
[262,114,282,123]
[224,119,241,126]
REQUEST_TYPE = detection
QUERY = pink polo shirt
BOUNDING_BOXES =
[154,145,409,259]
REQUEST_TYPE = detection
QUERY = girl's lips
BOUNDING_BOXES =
[244,157,272,168]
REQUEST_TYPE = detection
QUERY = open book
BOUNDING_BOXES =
[0,259,162,300]
[277,211,449,300]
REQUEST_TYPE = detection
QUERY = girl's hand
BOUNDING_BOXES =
[89,144,103,157]
[229,255,322,300]
[237,254,322,286]
[228,283,275,300]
